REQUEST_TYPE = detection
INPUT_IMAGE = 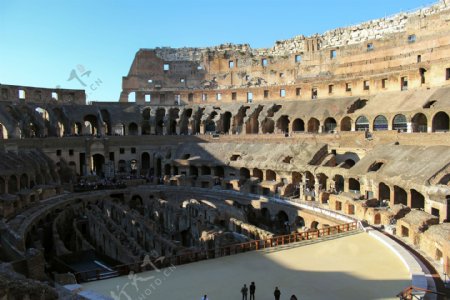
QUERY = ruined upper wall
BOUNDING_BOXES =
[121,0,450,104]
[0,84,86,105]
[151,0,450,61]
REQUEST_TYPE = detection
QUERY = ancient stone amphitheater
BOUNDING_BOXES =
[0,1,450,299]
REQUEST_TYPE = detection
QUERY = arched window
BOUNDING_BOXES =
[373,115,388,131]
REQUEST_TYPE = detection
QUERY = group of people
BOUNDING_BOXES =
[201,282,298,299]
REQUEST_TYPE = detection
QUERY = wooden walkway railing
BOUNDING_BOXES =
[396,285,446,299]
[74,221,358,283]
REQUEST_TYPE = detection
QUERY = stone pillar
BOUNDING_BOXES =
[26,249,47,281]
[351,120,356,132]
[343,178,349,193]
[389,187,396,207]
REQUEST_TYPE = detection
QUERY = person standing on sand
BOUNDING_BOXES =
[249,282,256,300]
[274,287,281,300]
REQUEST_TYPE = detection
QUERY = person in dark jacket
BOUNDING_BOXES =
[241,284,248,300]
[249,282,256,300]
[274,287,281,300]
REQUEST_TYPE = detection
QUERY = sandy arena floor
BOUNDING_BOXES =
[82,232,411,300]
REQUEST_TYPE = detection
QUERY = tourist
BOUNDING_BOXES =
[290,295,298,300]
[241,284,248,300]
[249,282,256,300]
[201,294,208,300]
[274,287,281,300]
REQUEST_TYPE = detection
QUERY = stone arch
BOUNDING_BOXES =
[260,207,271,225]
[261,118,274,134]
[128,122,138,135]
[324,117,337,133]
[155,157,162,177]
[180,108,193,135]
[214,166,224,178]
[373,115,388,131]
[142,123,151,135]
[317,173,328,191]
[292,171,302,186]
[141,152,150,174]
[266,169,276,181]
[84,114,99,135]
[292,118,305,132]
[355,115,369,131]
[100,109,112,135]
[432,111,449,132]
[168,108,180,135]
[221,112,232,134]
[311,221,319,230]
[294,216,305,227]
[392,114,407,132]
[201,165,211,175]
[374,213,381,225]
[240,167,250,179]
[394,186,407,205]
[0,177,5,194]
[253,168,263,181]
[348,178,360,193]
[379,182,391,203]
[410,189,425,209]
[92,154,105,176]
[73,122,82,135]
[412,113,427,132]
[190,165,199,177]
[305,171,315,189]
[276,210,290,233]
[142,107,151,121]
[276,115,290,134]
[164,164,171,175]
[8,175,18,194]
[333,174,344,192]
[155,108,166,135]
[340,116,352,131]
[307,118,320,133]
[20,173,28,189]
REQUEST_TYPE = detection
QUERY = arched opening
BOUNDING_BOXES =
[156,158,162,177]
[394,186,407,205]
[214,166,224,178]
[294,216,305,228]
[317,173,328,191]
[305,171,315,189]
[100,109,111,135]
[379,182,391,203]
[222,112,232,134]
[432,111,449,132]
[374,213,381,225]
[266,169,276,181]
[410,189,425,209]
[142,123,151,135]
[355,116,369,131]
[307,118,320,133]
[348,178,360,193]
[341,159,356,169]
[84,115,99,135]
[368,161,384,172]
[276,115,290,134]
[292,171,302,186]
[141,152,150,175]
[438,174,450,185]
[201,166,211,175]
[143,107,151,120]
[8,175,18,194]
[118,159,127,173]
[276,210,290,234]
[128,91,136,102]
[340,117,352,131]
[128,122,138,135]
[260,207,271,226]
[333,174,344,192]
[240,168,250,179]
[412,113,428,133]
[392,114,407,132]
[190,166,199,177]
[164,164,171,176]
[0,177,5,194]
[92,154,105,176]
[261,118,275,134]
[253,168,263,181]
[180,108,192,135]
[204,120,216,133]
[373,115,388,131]
[311,221,319,230]
[168,108,180,135]
[292,118,305,132]
[155,108,166,135]
[20,174,28,190]
[73,122,82,135]
[324,117,337,133]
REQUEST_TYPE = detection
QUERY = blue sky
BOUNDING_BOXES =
[0,0,436,101]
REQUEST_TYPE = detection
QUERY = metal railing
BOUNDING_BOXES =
[74,221,358,282]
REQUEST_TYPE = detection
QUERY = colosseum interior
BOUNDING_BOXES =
[1,1,450,299]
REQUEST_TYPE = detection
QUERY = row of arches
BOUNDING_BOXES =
[0,101,448,139]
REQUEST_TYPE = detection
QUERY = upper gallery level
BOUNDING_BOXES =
[121,0,450,104]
